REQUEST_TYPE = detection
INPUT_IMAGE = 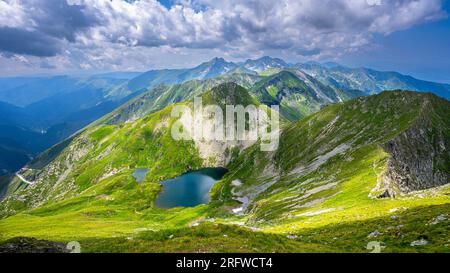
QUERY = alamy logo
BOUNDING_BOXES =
[171,97,280,152]
[66,241,81,253]
[366,241,386,253]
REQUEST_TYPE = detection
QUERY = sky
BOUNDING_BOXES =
[0,0,449,83]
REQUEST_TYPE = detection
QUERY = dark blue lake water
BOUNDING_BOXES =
[154,168,228,208]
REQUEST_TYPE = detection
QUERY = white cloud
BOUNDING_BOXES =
[0,0,447,73]
[0,0,28,28]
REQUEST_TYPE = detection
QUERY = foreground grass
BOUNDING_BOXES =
[79,223,335,253]
[1,193,449,252]
[283,204,450,253]
[0,204,212,242]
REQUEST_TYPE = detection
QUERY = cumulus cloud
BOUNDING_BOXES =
[0,27,62,56]
[0,0,447,72]
[0,0,98,56]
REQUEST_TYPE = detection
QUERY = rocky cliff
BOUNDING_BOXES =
[377,96,449,196]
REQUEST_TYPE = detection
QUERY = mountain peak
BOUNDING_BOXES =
[243,56,288,72]
[205,57,233,66]
[204,82,257,107]
[208,57,226,64]
[195,57,231,69]
[247,56,285,63]
[192,58,238,79]
[214,57,226,62]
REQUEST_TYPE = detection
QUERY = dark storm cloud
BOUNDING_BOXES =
[29,0,99,42]
[0,27,61,57]
[0,0,98,56]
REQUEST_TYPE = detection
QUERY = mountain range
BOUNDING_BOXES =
[1,56,449,177]
[0,56,449,252]
[0,80,448,252]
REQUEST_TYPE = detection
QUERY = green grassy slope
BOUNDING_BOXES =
[0,90,449,253]
[0,104,203,218]
[251,71,363,120]
[104,73,261,125]
[212,92,449,233]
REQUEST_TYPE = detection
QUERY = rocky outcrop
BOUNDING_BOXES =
[378,99,449,196]
[0,237,69,253]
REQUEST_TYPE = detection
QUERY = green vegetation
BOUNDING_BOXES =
[250,70,359,120]
[0,87,449,253]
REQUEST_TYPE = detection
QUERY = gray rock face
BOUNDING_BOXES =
[0,237,68,253]
[410,239,429,247]
[430,214,448,225]
[367,230,383,238]
[380,105,449,194]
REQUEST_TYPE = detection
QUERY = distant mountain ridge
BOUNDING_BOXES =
[114,57,239,96]
[242,56,288,72]
[0,55,449,175]
[295,62,450,99]
[111,56,450,100]
[95,56,450,124]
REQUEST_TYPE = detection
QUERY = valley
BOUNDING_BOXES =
[0,57,449,253]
